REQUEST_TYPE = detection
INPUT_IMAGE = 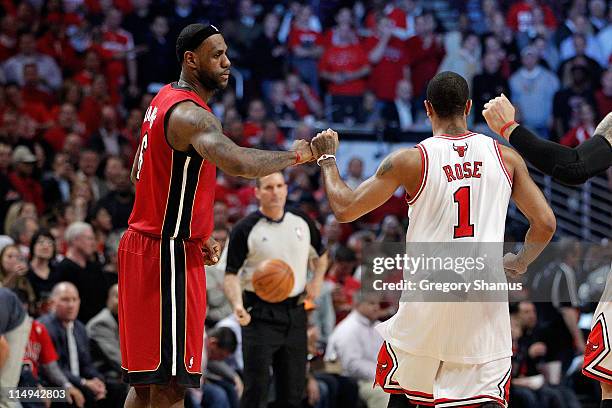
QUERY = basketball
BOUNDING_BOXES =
[252,259,295,303]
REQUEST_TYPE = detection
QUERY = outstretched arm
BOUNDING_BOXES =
[483,95,612,185]
[167,102,313,178]
[312,129,421,222]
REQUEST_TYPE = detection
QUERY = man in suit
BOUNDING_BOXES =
[86,284,120,374]
[381,79,418,142]
[87,284,128,407]
[39,282,107,404]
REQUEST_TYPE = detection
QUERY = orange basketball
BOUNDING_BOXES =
[252,259,295,303]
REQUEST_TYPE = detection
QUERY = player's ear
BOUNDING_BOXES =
[424,100,433,118]
[465,99,472,116]
[183,50,197,69]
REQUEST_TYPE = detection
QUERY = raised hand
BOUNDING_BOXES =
[311,128,339,159]
[483,94,516,140]
[291,139,315,164]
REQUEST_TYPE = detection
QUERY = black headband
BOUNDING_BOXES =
[176,24,221,62]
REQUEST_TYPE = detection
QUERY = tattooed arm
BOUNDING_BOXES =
[312,130,421,222]
[166,102,313,178]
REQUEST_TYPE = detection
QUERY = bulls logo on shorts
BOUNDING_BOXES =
[583,313,612,384]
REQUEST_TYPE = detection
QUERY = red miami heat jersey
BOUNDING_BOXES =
[128,83,216,240]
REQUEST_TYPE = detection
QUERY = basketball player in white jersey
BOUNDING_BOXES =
[483,95,612,408]
[310,71,557,408]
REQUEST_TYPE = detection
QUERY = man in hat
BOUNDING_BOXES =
[8,145,44,214]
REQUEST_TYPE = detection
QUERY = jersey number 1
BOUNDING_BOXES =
[136,133,148,181]
[453,186,474,238]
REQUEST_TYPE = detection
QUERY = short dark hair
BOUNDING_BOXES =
[426,71,470,119]
[176,23,221,63]
[29,229,56,261]
[208,327,237,353]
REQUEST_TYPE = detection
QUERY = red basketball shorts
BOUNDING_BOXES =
[118,228,207,387]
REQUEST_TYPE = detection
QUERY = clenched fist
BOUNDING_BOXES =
[291,139,315,164]
[311,128,339,158]
[482,94,516,140]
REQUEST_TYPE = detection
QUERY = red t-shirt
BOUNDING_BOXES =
[23,321,58,379]
[8,172,45,214]
[506,2,557,32]
[405,35,445,97]
[36,33,81,74]
[286,87,320,117]
[319,43,369,96]
[43,126,69,152]
[363,35,407,101]
[288,27,323,52]
[365,7,407,30]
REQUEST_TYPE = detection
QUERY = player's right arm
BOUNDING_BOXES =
[167,102,313,178]
[501,146,556,276]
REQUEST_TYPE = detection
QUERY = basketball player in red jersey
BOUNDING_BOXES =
[119,24,314,408]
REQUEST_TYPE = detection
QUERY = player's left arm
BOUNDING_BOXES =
[312,129,419,222]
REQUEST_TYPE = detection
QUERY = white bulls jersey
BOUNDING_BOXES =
[376,132,514,364]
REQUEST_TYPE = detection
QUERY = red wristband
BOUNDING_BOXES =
[500,121,518,138]
[294,151,301,165]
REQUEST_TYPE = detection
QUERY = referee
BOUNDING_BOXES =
[224,171,326,408]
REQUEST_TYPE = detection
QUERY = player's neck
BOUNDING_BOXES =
[177,73,214,103]
[432,119,468,137]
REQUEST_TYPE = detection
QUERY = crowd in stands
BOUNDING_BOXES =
[0,0,610,406]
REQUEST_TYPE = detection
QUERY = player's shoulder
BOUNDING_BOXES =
[498,143,526,171]
[169,100,219,130]
[389,147,422,171]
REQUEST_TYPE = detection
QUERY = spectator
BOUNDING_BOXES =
[122,0,156,47]
[55,222,110,323]
[87,204,113,262]
[225,0,262,69]
[0,142,17,233]
[21,63,55,108]
[488,12,521,72]
[0,287,30,408]
[326,246,360,323]
[472,52,510,126]
[558,33,604,86]
[250,12,287,96]
[597,7,612,64]
[42,152,74,209]
[404,13,446,104]
[595,68,612,119]
[18,291,85,408]
[26,230,62,315]
[509,46,560,138]
[381,79,418,140]
[2,32,62,91]
[288,4,324,93]
[138,16,175,88]
[8,146,45,214]
[8,216,39,259]
[99,166,133,231]
[4,202,37,239]
[560,102,597,147]
[278,0,321,47]
[0,244,35,312]
[76,149,105,201]
[438,31,482,87]
[319,22,369,122]
[255,121,285,151]
[39,282,107,404]
[285,72,322,119]
[86,284,128,406]
[506,0,557,35]
[344,157,365,190]
[200,327,241,408]
[363,16,408,102]
[96,8,138,99]
[88,105,131,157]
[560,16,606,67]
[588,0,608,32]
[72,51,103,93]
[325,292,388,408]
[553,64,596,138]
[243,99,271,146]
[376,215,404,242]
[266,81,299,121]
[43,103,84,153]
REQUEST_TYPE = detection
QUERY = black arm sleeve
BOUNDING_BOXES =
[509,126,612,185]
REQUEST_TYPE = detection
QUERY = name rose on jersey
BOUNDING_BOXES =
[442,161,483,182]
